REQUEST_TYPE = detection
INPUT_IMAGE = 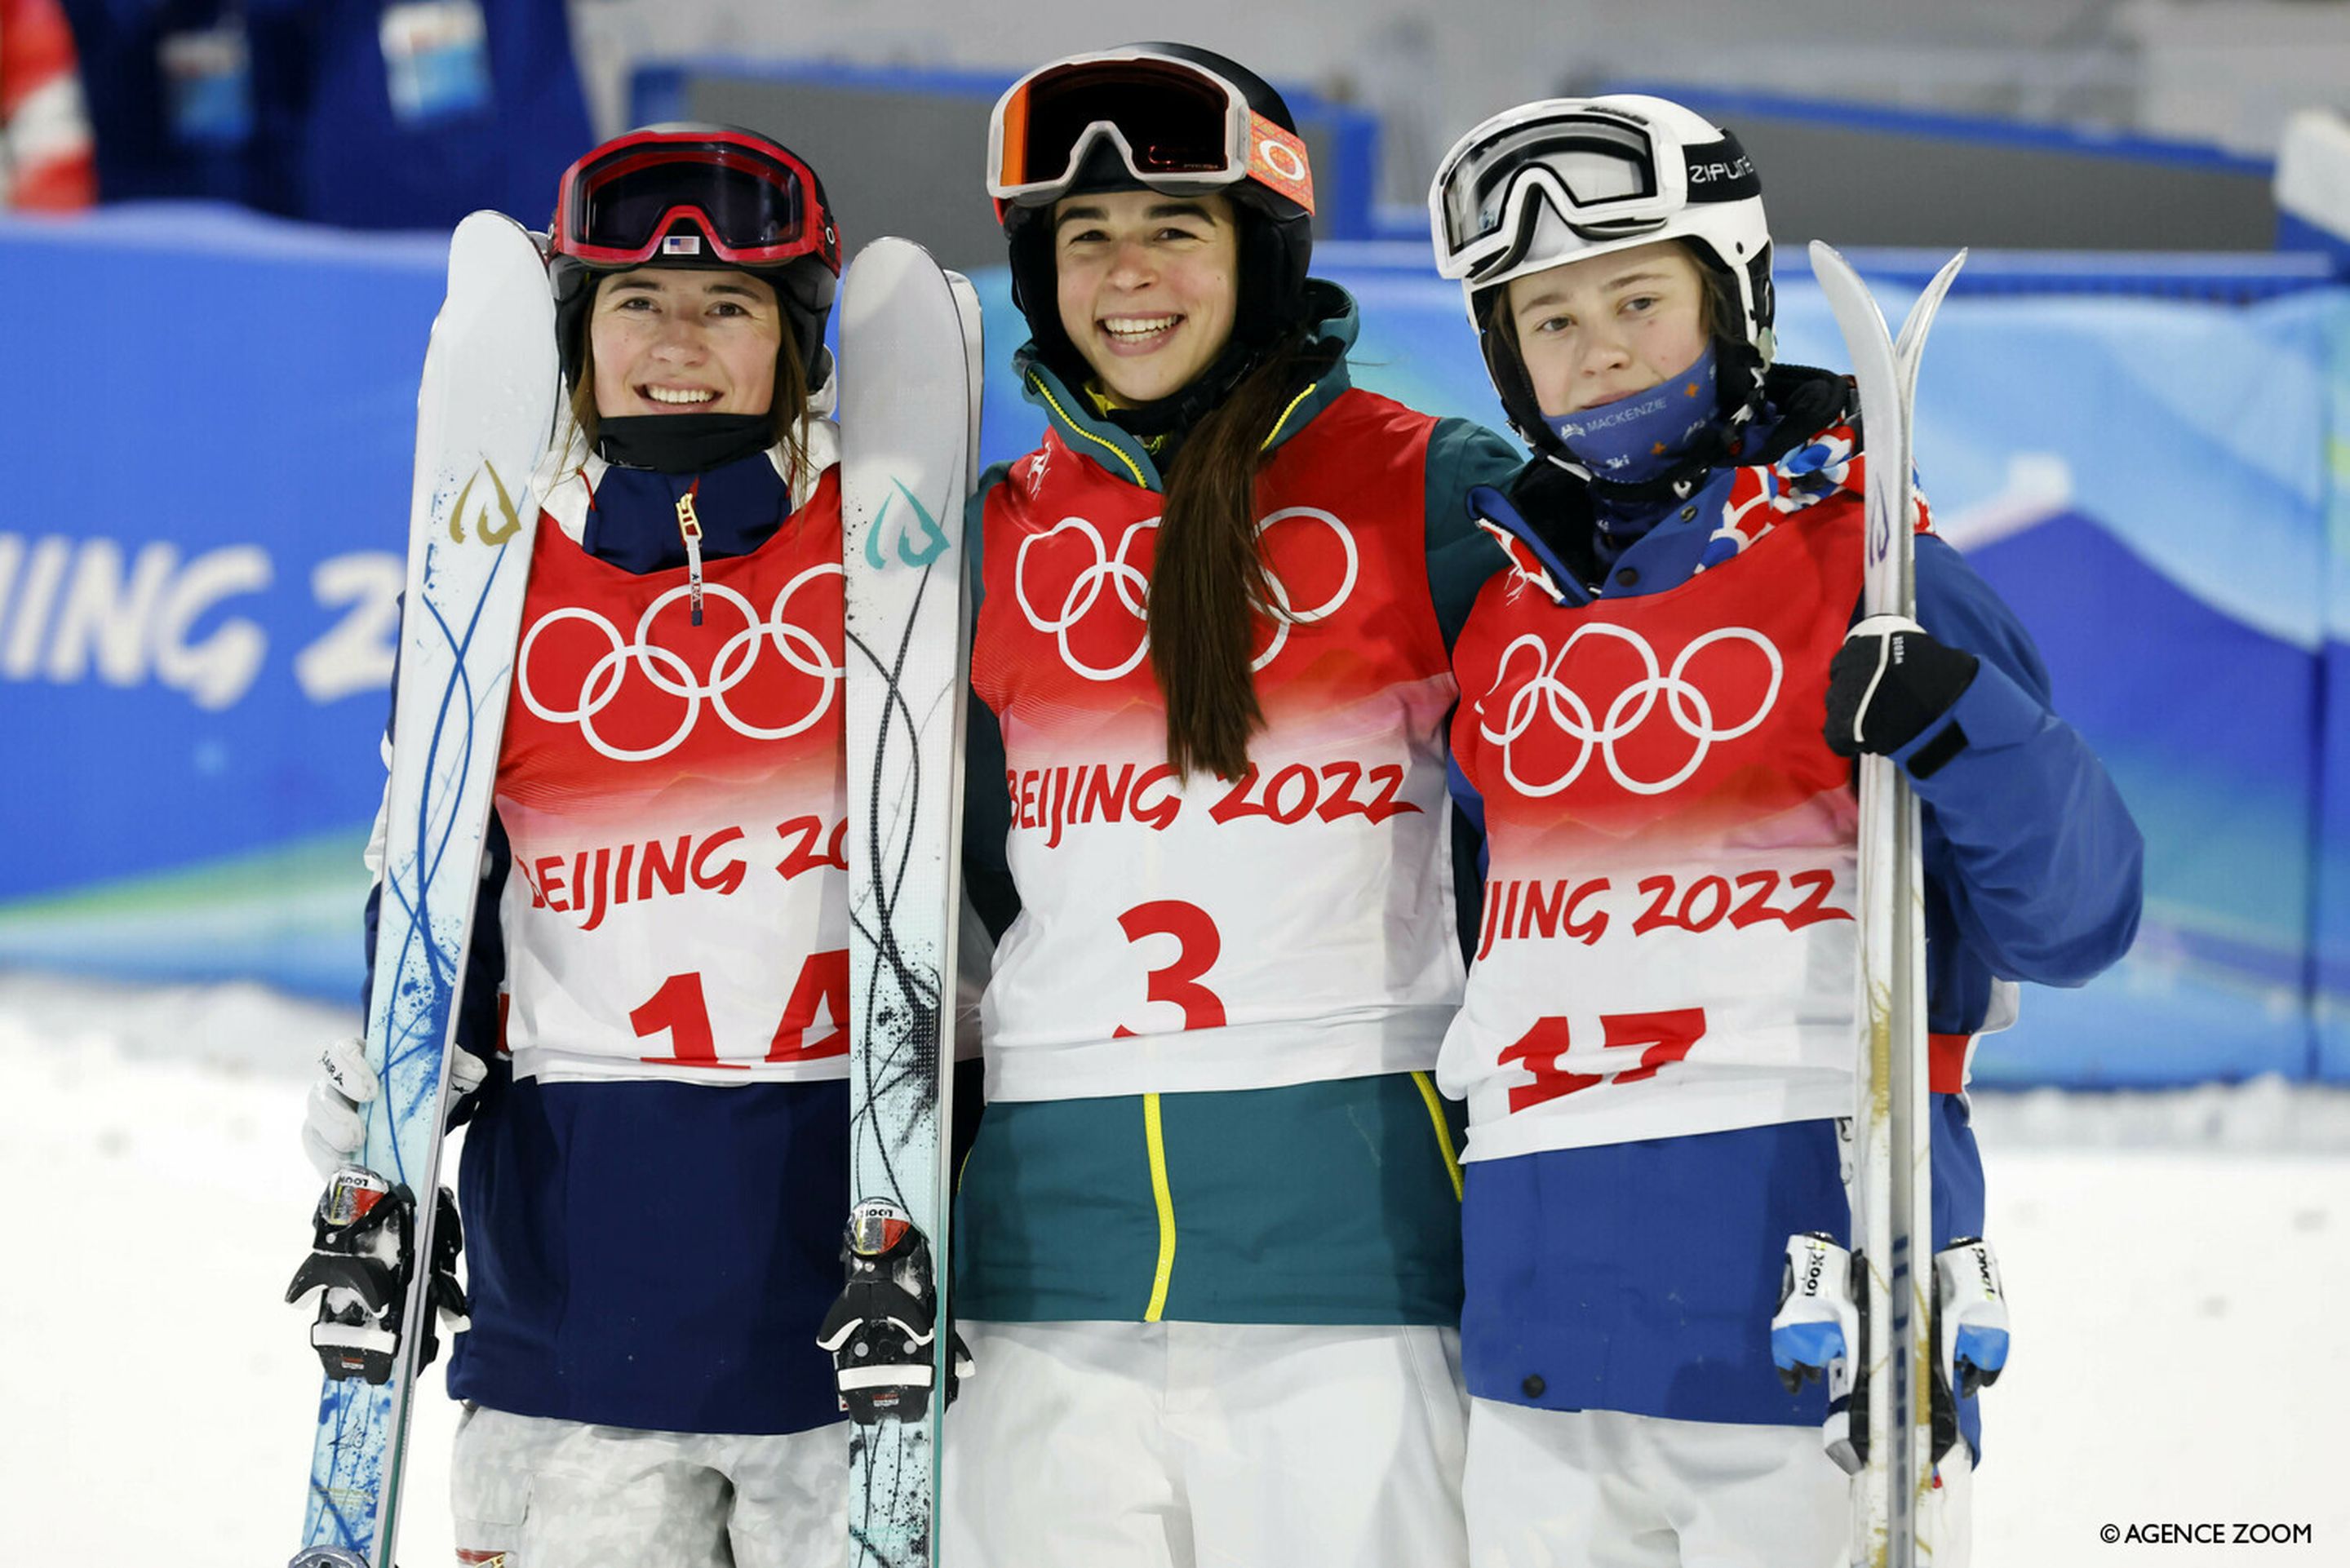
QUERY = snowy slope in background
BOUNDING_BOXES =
[2,973,2346,1566]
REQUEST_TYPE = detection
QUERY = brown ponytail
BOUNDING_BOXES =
[1148,334,1309,781]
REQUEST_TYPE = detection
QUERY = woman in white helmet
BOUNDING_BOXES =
[1425,95,2143,1565]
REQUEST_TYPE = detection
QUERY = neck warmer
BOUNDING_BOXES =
[1544,343,1720,486]
[596,412,774,475]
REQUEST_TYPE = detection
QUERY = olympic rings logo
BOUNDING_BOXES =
[1479,623,1782,797]
[515,564,844,763]
[1012,507,1359,682]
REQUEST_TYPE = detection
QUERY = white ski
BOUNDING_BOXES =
[288,211,559,1568]
[1810,240,1966,1568]
[836,237,981,1568]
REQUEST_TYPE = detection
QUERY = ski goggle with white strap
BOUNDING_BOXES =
[1431,106,1756,283]
[987,50,1315,218]
[554,130,839,272]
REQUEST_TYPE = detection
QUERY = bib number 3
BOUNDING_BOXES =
[1112,899,1227,1036]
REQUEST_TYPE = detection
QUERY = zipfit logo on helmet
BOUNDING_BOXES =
[1689,156,1754,186]
[1683,141,1759,199]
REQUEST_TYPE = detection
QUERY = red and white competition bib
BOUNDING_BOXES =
[493,467,849,1086]
[973,391,1464,1101]
[1440,494,1870,1158]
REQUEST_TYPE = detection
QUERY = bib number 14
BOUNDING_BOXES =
[630,952,851,1068]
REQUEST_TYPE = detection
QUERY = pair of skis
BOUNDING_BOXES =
[285,218,977,1568]
[1810,241,1967,1568]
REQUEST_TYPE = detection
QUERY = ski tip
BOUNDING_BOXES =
[846,235,946,275]
[450,208,528,244]
[1807,238,1852,277]
[446,210,555,284]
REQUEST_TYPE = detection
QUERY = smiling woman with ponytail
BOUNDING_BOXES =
[947,42,1521,1566]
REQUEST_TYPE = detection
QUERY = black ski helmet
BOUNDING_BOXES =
[987,44,1315,395]
[548,123,842,394]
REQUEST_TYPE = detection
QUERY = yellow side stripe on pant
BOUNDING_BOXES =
[1142,1092,1177,1322]
[1412,1070,1465,1202]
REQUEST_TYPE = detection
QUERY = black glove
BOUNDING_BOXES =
[1823,614,1978,775]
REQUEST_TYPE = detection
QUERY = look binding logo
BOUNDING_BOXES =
[1481,623,1782,798]
[516,564,844,764]
[446,459,526,546]
[1013,507,1359,681]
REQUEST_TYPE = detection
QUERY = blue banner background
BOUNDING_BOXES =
[2,206,2342,1086]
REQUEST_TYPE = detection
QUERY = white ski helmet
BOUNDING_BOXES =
[1429,95,1776,464]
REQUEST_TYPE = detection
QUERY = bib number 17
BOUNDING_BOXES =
[1496,1008,1708,1111]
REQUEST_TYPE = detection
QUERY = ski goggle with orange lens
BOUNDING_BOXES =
[553,130,840,272]
[987,50,1314,218]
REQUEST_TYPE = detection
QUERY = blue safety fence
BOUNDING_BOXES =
[2,203,2344,1087]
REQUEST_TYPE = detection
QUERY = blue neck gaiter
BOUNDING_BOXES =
[1544,343,1723,572]
[1544,343,1719,486]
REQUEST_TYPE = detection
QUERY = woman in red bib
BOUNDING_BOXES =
[1427,95,2143,1566]
[946,42,1519,1567]
[300,125,862,1566]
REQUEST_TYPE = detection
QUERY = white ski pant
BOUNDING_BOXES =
[449,1403,849,1568]
[942,1319,1471,1568]
[1463,1399,1974,1568]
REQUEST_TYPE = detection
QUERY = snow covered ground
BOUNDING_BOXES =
[3,970,2346,1567]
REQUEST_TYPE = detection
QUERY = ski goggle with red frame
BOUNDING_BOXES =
[987,49,1314,219]
[552,129,840,273]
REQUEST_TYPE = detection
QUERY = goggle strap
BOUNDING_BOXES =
[1245,112,1315,215]
[1678,135,1758,202]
